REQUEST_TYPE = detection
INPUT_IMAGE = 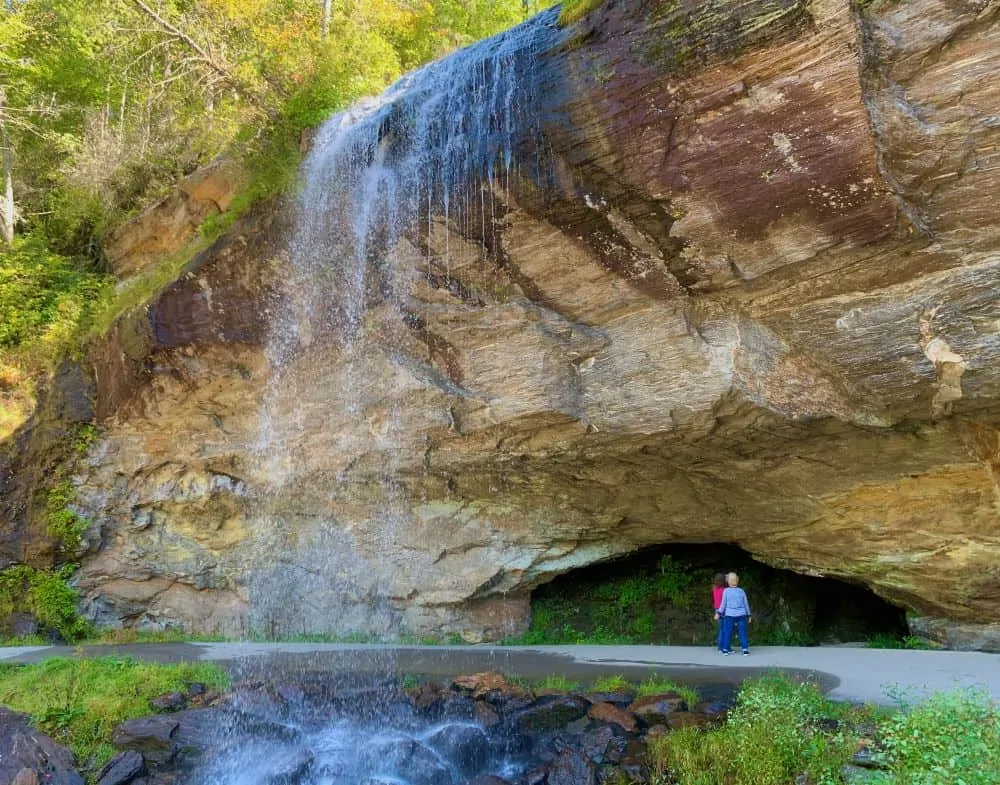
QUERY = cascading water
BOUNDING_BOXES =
[246,7,561,638]
[195,11,569,784]
[261,5,556,462]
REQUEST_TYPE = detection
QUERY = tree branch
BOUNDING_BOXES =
[126,0,263,106]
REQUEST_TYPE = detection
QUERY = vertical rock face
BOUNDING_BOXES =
[31,0,1000,645]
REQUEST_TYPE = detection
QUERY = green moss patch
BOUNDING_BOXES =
[558,0,605,26]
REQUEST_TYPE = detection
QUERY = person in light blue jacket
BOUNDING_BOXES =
[714,572,752,655]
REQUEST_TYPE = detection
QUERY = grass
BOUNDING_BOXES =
[0,657,229,777]
[637,675,699,708]
[866,632,937,650]
[592,674,633,693]
[535,674,582,692]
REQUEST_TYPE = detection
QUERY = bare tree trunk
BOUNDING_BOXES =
[322,0,332,39]
[0,88,14,247]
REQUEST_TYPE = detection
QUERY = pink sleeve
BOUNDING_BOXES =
[712,586,724,608]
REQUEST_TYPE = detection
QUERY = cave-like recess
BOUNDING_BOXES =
[525,544,909,646]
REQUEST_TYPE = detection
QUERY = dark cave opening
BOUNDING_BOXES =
[524,543,908,646]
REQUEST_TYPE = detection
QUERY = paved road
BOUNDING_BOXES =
[1,643,997,705]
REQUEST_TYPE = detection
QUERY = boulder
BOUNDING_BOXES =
[511,696,590,732]
[0,707,84,785]
[628,694,688,726]
[547,749,597,785]
[111,716,179,767]
[96,751,145,785]
[149,692,186,712]
[587,702,638,734]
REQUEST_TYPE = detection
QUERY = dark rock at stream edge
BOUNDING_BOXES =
[96,751,145,785]
[628,693,688,726]
[0,706,84,785]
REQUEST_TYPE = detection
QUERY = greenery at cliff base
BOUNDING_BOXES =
[0,657,230,777]
[649,674,1000,785]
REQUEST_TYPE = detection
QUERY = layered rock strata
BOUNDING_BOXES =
[7,0,1000,646]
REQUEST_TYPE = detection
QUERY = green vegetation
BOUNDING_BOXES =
[508,547,906,647]
[0,565,90,641]
[0,657,229,775]
[558,0,605,26]
[592,674,633,693]
[648,674,1000,785]
[866,633,937,650]
[649,674,859,785]
[0,0,557,440]
[535,674,582,692]
[637,675,699,708]
[876,688,1000,784]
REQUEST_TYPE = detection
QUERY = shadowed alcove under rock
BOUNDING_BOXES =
[522,544,908,646]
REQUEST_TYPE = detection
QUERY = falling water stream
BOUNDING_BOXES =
[212,9,569,784]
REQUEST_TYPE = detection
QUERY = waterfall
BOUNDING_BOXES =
[249,8,560,637]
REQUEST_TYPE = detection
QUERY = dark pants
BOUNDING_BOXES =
[722,615,749,652]
[715,610,725,651]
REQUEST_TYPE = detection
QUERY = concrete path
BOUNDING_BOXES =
[1,643,997,705]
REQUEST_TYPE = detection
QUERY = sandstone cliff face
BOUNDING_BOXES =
[38,0,1000,646]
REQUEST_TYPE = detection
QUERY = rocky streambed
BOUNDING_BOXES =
[6,671,735,785]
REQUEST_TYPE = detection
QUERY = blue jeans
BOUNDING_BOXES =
[715,610,725,651]
[722,615,749,652]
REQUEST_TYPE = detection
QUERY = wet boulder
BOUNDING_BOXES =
[511,696,590,732]
[96,751,145,785]
[260,747,314,785]
[426,722,491,775]
[112,716,180,767]
[362,738,457,785]
[628,694,687,726]
[547,749,597,785]
[587,702,638,734]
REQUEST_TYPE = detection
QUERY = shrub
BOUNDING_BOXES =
[0,236,110,352]
[877,688,1000,784]
[0,565,91,642]
[45,480,89,555]
[649,674,856,785]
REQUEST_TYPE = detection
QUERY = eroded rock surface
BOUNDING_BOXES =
[7,0,1000,646]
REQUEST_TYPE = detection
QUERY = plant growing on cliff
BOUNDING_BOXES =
[558,0,605,26]
[0,565,90,641]
[44,480,88,555]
